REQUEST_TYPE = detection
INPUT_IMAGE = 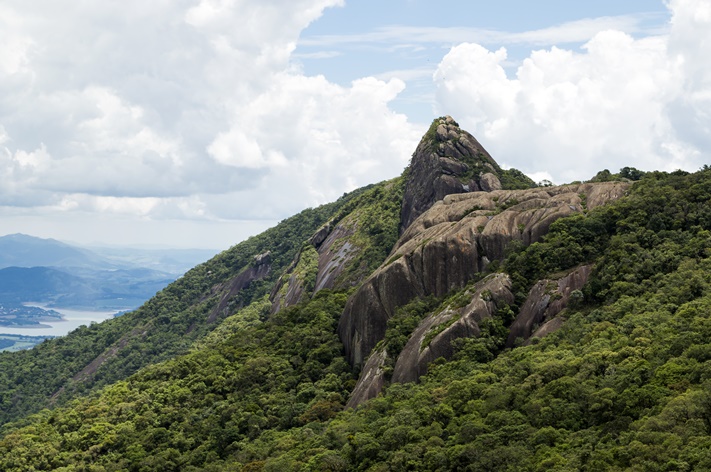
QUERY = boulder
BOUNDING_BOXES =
[479,172,502,192]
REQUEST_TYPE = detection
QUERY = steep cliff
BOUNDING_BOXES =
[400,116,502,232]
[339,181,629,367]
[270,178,404,314]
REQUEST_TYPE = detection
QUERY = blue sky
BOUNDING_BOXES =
[296,0,670,120]
[0,0,708,249]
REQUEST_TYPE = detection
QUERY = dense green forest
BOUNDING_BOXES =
[1,167,710,471]
[0,184,378,427]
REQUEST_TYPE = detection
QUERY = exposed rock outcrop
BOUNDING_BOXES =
[345,348,388,409]
[207,251,271,323]
[345,266,593,408]
[313,221,359,292]
[400,116,501,232]
[346,274,514,408]
[270,215,361,314]
[391,274,513,384]
[506,265,592,347]
[269,247,314,313]
[338,182,629,367]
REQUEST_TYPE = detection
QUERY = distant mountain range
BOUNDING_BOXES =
[0,233,218,274]
[0,233,111,269]
[0,233,218,320]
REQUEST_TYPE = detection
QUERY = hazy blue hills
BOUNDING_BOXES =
[0,266,91,304]
[0,234,216,323]
[87,246,220,275]
[0,233,218,274]
[0,233,113,269]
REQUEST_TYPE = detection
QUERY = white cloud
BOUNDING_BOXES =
[203,73,421,219]
[666,0,711,154]
[0,0,420,232]
[1,0,707,249]
[434,1,708,183]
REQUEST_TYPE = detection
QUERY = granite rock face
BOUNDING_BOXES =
[392,273,514,384]
[338,182,629,367]
[208,252,271,323]
[506,265,593,347]
[345,266,595,408]
[345,274,514,407]
[345,348,388,409]
[270,214,362,314]
[400,116,502,232]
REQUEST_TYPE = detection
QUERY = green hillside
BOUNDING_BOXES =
[1,168,710,470]
[0,183,380,427]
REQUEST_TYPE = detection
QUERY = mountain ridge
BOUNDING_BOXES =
[0,233,113,270]
[1,118,710,471]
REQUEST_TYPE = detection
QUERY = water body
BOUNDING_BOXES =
[0,304,118,337]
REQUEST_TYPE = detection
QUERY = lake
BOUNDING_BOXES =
[0,304,118,337]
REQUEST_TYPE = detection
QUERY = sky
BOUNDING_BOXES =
[0,0,709,250]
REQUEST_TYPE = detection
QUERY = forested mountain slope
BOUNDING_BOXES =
[1,119,710,471]
[0,181,396,426]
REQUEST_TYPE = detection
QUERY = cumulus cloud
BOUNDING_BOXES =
[2,0,708,249]
[0,0,420,227]
[204,73,419,219]
[434,0,709,183]
[666,0,711,153]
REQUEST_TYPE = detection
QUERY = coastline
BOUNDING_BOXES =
[1,305,119,337]
[0,322,53,329]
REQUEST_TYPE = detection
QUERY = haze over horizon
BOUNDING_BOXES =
[1,0,708,250]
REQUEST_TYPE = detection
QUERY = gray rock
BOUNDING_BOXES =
[207,255,272,323]
[271,215,361,314]
[436,124,449,141]
[346,274,515,408]
[400,116,501,232]
[392,274,513,384]
[339,182,629,368]
[309,222,332,248]
[506,265,592,347]
[345,348,388,408]
[479,172,502,192]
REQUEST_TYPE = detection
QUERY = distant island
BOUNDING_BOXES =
[0,303,63,328]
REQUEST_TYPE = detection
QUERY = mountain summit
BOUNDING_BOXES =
[401,116,535,231]
[2,118,711,471]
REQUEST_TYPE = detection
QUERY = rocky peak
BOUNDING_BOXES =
[338,181,630,368]
[400,116,502,231]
